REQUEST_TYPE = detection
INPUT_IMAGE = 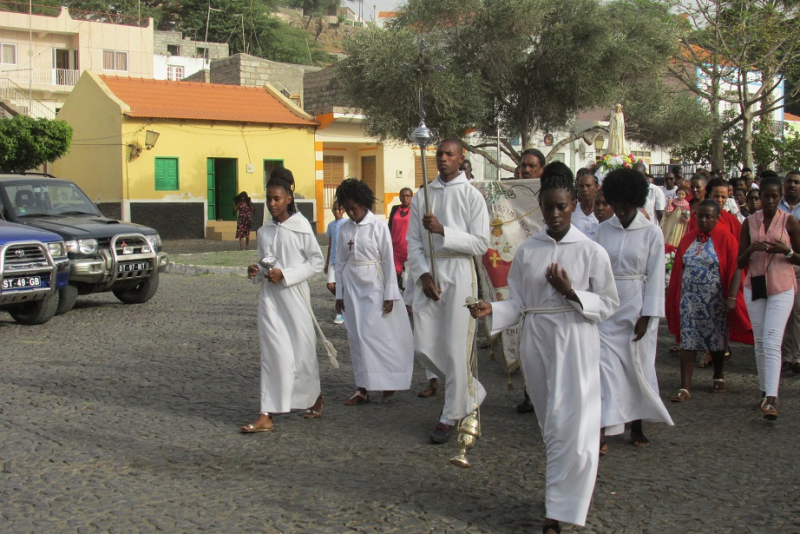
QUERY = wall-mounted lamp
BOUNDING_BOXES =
[145,130,160,150]
[594,135,605,152]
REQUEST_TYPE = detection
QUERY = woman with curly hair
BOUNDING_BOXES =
[594,169,674,453]
[334,178,414,405]
[234,191,254,250]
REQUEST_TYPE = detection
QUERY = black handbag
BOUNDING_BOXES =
[750,216,785,301]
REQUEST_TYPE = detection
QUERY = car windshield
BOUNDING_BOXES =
[1,181,102,218]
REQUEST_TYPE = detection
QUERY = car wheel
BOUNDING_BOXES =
[56,284,78,315]
[9,293,58,325]
[112,270,160,304]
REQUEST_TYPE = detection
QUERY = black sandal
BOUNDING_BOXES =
[542,523,561,534]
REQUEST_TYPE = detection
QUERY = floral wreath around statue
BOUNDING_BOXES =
[590,153,636,182]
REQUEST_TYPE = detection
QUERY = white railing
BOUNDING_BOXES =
[0,78,56,119]
[0,67,81,88]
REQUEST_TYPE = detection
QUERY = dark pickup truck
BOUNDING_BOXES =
[0,174,168,313]
[0,220,69,324]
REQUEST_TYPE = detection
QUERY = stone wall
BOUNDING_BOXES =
[209,54,320,105]
[153,30,229,60]
[303,66,351,115]
[182,69,209,83]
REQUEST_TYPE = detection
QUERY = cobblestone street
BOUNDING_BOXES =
[2,267,800,533]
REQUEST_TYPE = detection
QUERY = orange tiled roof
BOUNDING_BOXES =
[98,75,316,127]
[785,112,800,122]
[377,11,398,17]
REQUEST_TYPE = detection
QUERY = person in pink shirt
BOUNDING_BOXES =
[388,188,413,289]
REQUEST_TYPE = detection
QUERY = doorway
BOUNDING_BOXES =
[206,158,238,221]
[53,48,69,85]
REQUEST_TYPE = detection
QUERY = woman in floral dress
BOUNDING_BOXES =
[666,200,752,402]
[235,191,254,250]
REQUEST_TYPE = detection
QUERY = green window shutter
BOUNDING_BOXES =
[155,158,179,191]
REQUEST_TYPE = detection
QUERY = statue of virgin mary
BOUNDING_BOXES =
[608,103,627,155]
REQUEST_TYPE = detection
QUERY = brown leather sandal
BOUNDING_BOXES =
[417,379,439,398]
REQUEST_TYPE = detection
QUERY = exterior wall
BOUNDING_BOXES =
[209,54,317,105]
[0,7,153,117]
[304,66,343,115]
[119,117,317,213]
[153,30,228,59]
[129,202,205,239]
[52,72,125,205]
[153,55,205,81]
[382,143,419,214]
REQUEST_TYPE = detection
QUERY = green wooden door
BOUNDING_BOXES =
[207,158,216,220]
[216,159,238,221]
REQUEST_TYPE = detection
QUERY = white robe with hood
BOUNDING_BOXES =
[594,212,674,434]
[406,172,490,424]
[491,226,619,527]
[253,212,324,414]
[335,210,414,390]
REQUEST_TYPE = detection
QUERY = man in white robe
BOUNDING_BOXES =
[573,170,600,239]
[476,224,619,527]
[336,210,414,394]
[407,138,490,443]
[595,211,674,443]
[252,212,324,415]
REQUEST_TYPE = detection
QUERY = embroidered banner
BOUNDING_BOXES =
[474,179,544,373]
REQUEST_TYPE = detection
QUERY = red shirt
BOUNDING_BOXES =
[390,206,411,274]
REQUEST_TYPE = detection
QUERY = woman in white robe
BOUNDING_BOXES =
[241,170,325,433]
[335,180,414,402]
[594,169,674,451]
[470,163,619,532]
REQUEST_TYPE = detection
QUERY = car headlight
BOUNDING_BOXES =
[47,241,66,258]
[65,238,98,255]
[145,233,162,252]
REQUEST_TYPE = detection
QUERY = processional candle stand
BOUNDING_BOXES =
[405,41,481,468]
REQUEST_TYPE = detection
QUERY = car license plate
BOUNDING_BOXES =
[118,261,148,273]
[2,276,42,290]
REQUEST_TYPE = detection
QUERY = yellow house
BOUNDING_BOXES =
[53,70,318,239]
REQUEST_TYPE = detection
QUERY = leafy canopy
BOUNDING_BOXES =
[0,117,73,173]
[339,0,710,161]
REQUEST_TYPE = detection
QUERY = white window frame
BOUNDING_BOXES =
[166,65,184,81]
[1,43,17,65]
[103,50,128,71]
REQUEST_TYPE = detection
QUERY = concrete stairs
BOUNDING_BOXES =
[206,220,238,241]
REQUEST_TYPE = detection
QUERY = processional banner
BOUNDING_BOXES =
[473,179,544,373]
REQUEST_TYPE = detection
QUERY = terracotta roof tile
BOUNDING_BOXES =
[785,112,800,123]
[98,75,316,127]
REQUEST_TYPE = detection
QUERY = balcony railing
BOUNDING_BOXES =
[0,67,81,88]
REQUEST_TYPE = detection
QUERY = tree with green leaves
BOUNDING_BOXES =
[338,0,710,169]
[0,116,73,173]
[668,0,800,171]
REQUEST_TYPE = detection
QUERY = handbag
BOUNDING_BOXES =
[750,213,785,301]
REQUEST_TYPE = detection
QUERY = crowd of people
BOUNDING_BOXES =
[237,149,800,534]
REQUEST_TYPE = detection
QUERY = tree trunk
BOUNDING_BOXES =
[709,85,725,171]
[742,111,754,171]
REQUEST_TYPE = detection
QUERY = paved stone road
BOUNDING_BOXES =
[3,258,800,533]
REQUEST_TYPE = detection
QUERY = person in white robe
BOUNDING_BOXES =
[573,169,600,239]
[242,169,325,433]
[594,169,674,452]
[334,179,414,403]
[407,138,490,443]
[470,162,619,531]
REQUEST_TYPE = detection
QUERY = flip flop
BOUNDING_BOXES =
[671,389,691,403]
[304,395,324,419]
[240,422,274,433]
[343,390,370,406]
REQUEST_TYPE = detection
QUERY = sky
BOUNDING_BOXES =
[348,0,405,19]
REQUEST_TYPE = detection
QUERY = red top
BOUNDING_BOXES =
[687,209,742,242]
[390,206,411,274]
[666,224,754,345]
